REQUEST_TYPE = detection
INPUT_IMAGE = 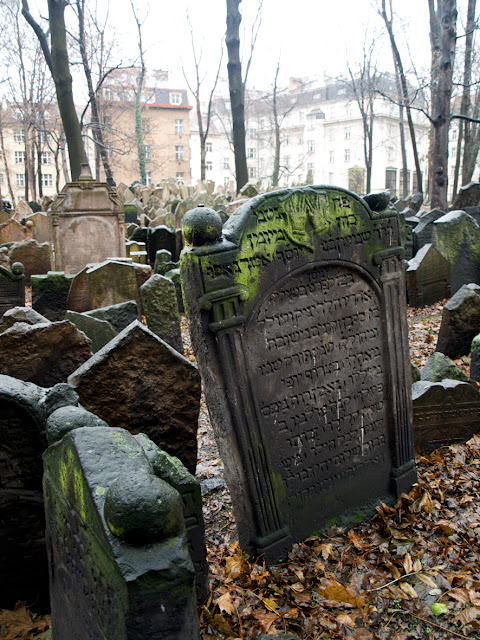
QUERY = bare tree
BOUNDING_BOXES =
[225,0,262,192]
[379,0,424,197]
[22,0,86,181]
[130,0,146,184]
[183,14,223,183]
[428,0,457,209]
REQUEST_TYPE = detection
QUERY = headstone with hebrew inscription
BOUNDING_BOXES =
[0,263,25,316]
[181,187,417,562]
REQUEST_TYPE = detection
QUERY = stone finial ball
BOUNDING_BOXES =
[182,205,223,246]
[11,262,25,275]
[45,405,108,445]
[25,220,34,229]
[104,472,184,544]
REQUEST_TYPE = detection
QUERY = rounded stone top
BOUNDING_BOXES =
[11,262,25,276]
[104,472,184,544]
[45,405,108,445]
[25,220,34,229]
[363,191,391,212]
[182,205,223,247]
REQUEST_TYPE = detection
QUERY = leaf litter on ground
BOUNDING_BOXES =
[4,302,480,640]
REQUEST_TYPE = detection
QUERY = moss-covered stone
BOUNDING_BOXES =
[420,351,471,384]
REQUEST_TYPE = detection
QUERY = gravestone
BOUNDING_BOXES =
[84,300,139,333]
[148,225,177,265]
[25,211,50,244]
[0,375,78,610]
[140,274,183,352]
[0,263,25,316]
[65,310,117,353]
[0,218,25,244]
[412,209,445,253]
[0,320,92,386]
[43,425,200,640]
[68,321,201,474]
[433,210,480,294]
[412,380,480,452]
[451,181,480,210]
[12,199,33,222]
[31,271,74,321]
[471,333,480,382]
[49,163,126,274]
[420,352,471,384]
[0,306,49,332]
[406,244,450,307]
[8,238,51,283]
[436,284,480,358]
[181,186,417,561]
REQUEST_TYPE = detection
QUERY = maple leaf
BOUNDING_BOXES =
[215,591,236,615]
[317,577,367,608]
[0,603,50,640]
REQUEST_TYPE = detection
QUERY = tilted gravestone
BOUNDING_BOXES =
[412,380,480,452]
[8,238,51,283]
[84,300,139,333]
[148,225,177,265]
[0,218,25,244]
[433,210,480,294]
[65,310,117,353]
[411,209,445,254]
[435,284,480,358]
[0,262,25,316]
[31,271,74,321]
[181,186,417,561]
[68,321,201,474]
[140,274,183,352]
[406,243,450,307]
[43,423,200,640]
[0,375,78,610]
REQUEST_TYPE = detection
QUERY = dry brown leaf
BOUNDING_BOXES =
[317,578,366,608]
[0,603,49,640]
[336,612,356,628]
[453,606,480,628]
[398,582,418,599]
[215,592,236,615]
[403,553,413,574]
[417,573,438,589]
[289,582,305,593]
[252,610,279,633]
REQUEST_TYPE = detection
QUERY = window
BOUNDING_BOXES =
[146,171,152,186]
[329,150,335,163]
[307,162,314,171]
[412,172,419,193]
[16,173,25,187]
[260,158,265,169]
[39,131,49,144]
[175,119,183,134]
[248,166,257,179]
[41,151,52,165]
[224,157,230,169]
[328,130,335,141]
[248,128,257,139]
[176,172,184,179]
[170,92,182,105]
[400,170,411,194]
[344,149,350,162]
[175,145,184,161]
[387,146,394,162]
[452,128,458,140]
[259,118,265,129]
[283,155,290,168]
[41,173,53,187]
[206,141,213,153]
[388,124,394,137]
[344,127,351,139]
[14,130,25,143]
[298,136,303,145]
[0,173,4,184]
[144,145,151,161]
[285,136,290,146]
[307,140,315,152]
[329,172,334,183]
[247,147,256,159]
[385,169,397,196]
[206,161,213,171]
[15,151,25,164]
[224,176,230,188]
[259,139,265,149]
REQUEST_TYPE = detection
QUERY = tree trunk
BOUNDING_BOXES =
[428,0,457,209]
[226,0,248,192]
[47,0,85,181]
[0,110,15,206]
[77,0,115,186]
[272,62,281,187]
[460,0,477,186]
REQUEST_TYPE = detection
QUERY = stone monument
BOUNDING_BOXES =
[49,163,125,274]
[181,186,417,562]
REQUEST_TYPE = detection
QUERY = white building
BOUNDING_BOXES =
[190,77,430,199]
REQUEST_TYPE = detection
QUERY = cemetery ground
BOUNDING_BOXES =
[3,303,480,640]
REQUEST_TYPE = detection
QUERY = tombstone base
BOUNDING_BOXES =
[255,527,293,564]
[392,461,417,495]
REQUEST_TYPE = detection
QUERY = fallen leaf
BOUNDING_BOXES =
[215,592,235,615]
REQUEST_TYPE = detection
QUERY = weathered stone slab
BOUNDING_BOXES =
[164,268,184,313]
[436,284,480,358]
[140,274,183,352]
[68,321,201,473]
[181,187,417,561]
[406,243,450,307]
[433,210,480,294]
[0,305,49,332]
[451,181,480,210]
[412,380,480,452]
[43,425,200,640]
[7,238,51,283]
[87,259,141,310]
[0,263,25,316]
[420,352,471,384]
[0,320,92,386]
[148,225,177,265]
[470,333,480,382]
[49,164,126,274]
[412,209,445,253]
[84,300,139,333]
[25,212,50,244]
[0,218,25,244]
[135,433,209,602]
[31,271,74,321]
[12,200,33,221]
[65,310,117,353]
[0,375,77,610]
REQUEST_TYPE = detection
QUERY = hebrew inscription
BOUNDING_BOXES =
[246,264,392,534]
